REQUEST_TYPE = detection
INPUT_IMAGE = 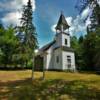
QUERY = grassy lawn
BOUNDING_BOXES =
[0,70,100,100]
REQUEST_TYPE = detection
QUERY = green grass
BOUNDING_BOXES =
[0,70,100,100]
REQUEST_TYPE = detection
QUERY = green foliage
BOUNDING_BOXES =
[83,32,98,70]
[73,0,100,71]
[18,0,38,51]
[0,22,35,69]
[71,36,85,70]
[0,0,38,69]
[71,32,100,71]
[0,25,19,67]
[89,2,100,32]
[94,33,100,70]
[77,0,100,31]
[16,0,38,69]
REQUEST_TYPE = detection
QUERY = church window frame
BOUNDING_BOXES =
[67,56,71,68]
[56,56,59,63]
[65,39,67,45]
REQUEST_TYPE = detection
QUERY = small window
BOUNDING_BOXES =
[67,56,71,68]
[65,39,67,45]
[56,56,59,63]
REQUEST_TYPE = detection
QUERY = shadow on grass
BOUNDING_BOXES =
[0,78,100,100]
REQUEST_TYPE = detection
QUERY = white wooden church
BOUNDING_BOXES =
[35,13,76,71]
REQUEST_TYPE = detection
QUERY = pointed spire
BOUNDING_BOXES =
[29,0,31,3]
[28,0,31,6]
[55,12,70,32]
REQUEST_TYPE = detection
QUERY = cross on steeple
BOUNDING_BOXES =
[55,12,70,32]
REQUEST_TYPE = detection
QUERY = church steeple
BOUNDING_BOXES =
[55,12,70,32]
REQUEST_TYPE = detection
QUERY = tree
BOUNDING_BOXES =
[89,2,100,32]
[71,36,85,70]
[76,0,100,71]
[94,31,100,71]
[18,0,38,79]
[76,0,100,30]
[0,23,5,66]
[19,0,38,50]
[71,36,79,68]
[0,25,19,68]
[17,0,38,67]
[83,32,97,70]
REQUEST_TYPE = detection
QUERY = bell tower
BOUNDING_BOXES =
[55,12,71,47]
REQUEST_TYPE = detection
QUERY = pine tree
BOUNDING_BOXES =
[20,0,38,50]
[76,0,100,71]
[17,0,38,70]
[89,2,100,32]
[83,32,97,70]
[76,0,100,31]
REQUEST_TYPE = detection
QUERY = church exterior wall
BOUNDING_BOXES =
[62,51,76,71]
[43,55,47,70]
[44,48,76,71]
[62,33,70,47]
[53,48,62,70]
[55,33,70,47]
[45,47,63,70]
[44,47,55,70]
[56,33,62,47]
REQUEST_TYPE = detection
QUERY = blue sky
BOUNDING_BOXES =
[0,0,91,47]
[34,0,78,46]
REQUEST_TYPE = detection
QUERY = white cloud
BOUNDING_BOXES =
[66,17,73,26]
[1,0,36,26]
[51,24,57,32]
[2,11,22,26]
[51,7,91,36]
[22,0,36,10]
[81,7,90,19]
[69,7,90,35]
[0,0,35,11]
[97,0,100,5]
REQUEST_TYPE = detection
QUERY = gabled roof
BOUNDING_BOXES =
[40,40,56,51]
[40,41,74,53]
[55,13,70,31]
